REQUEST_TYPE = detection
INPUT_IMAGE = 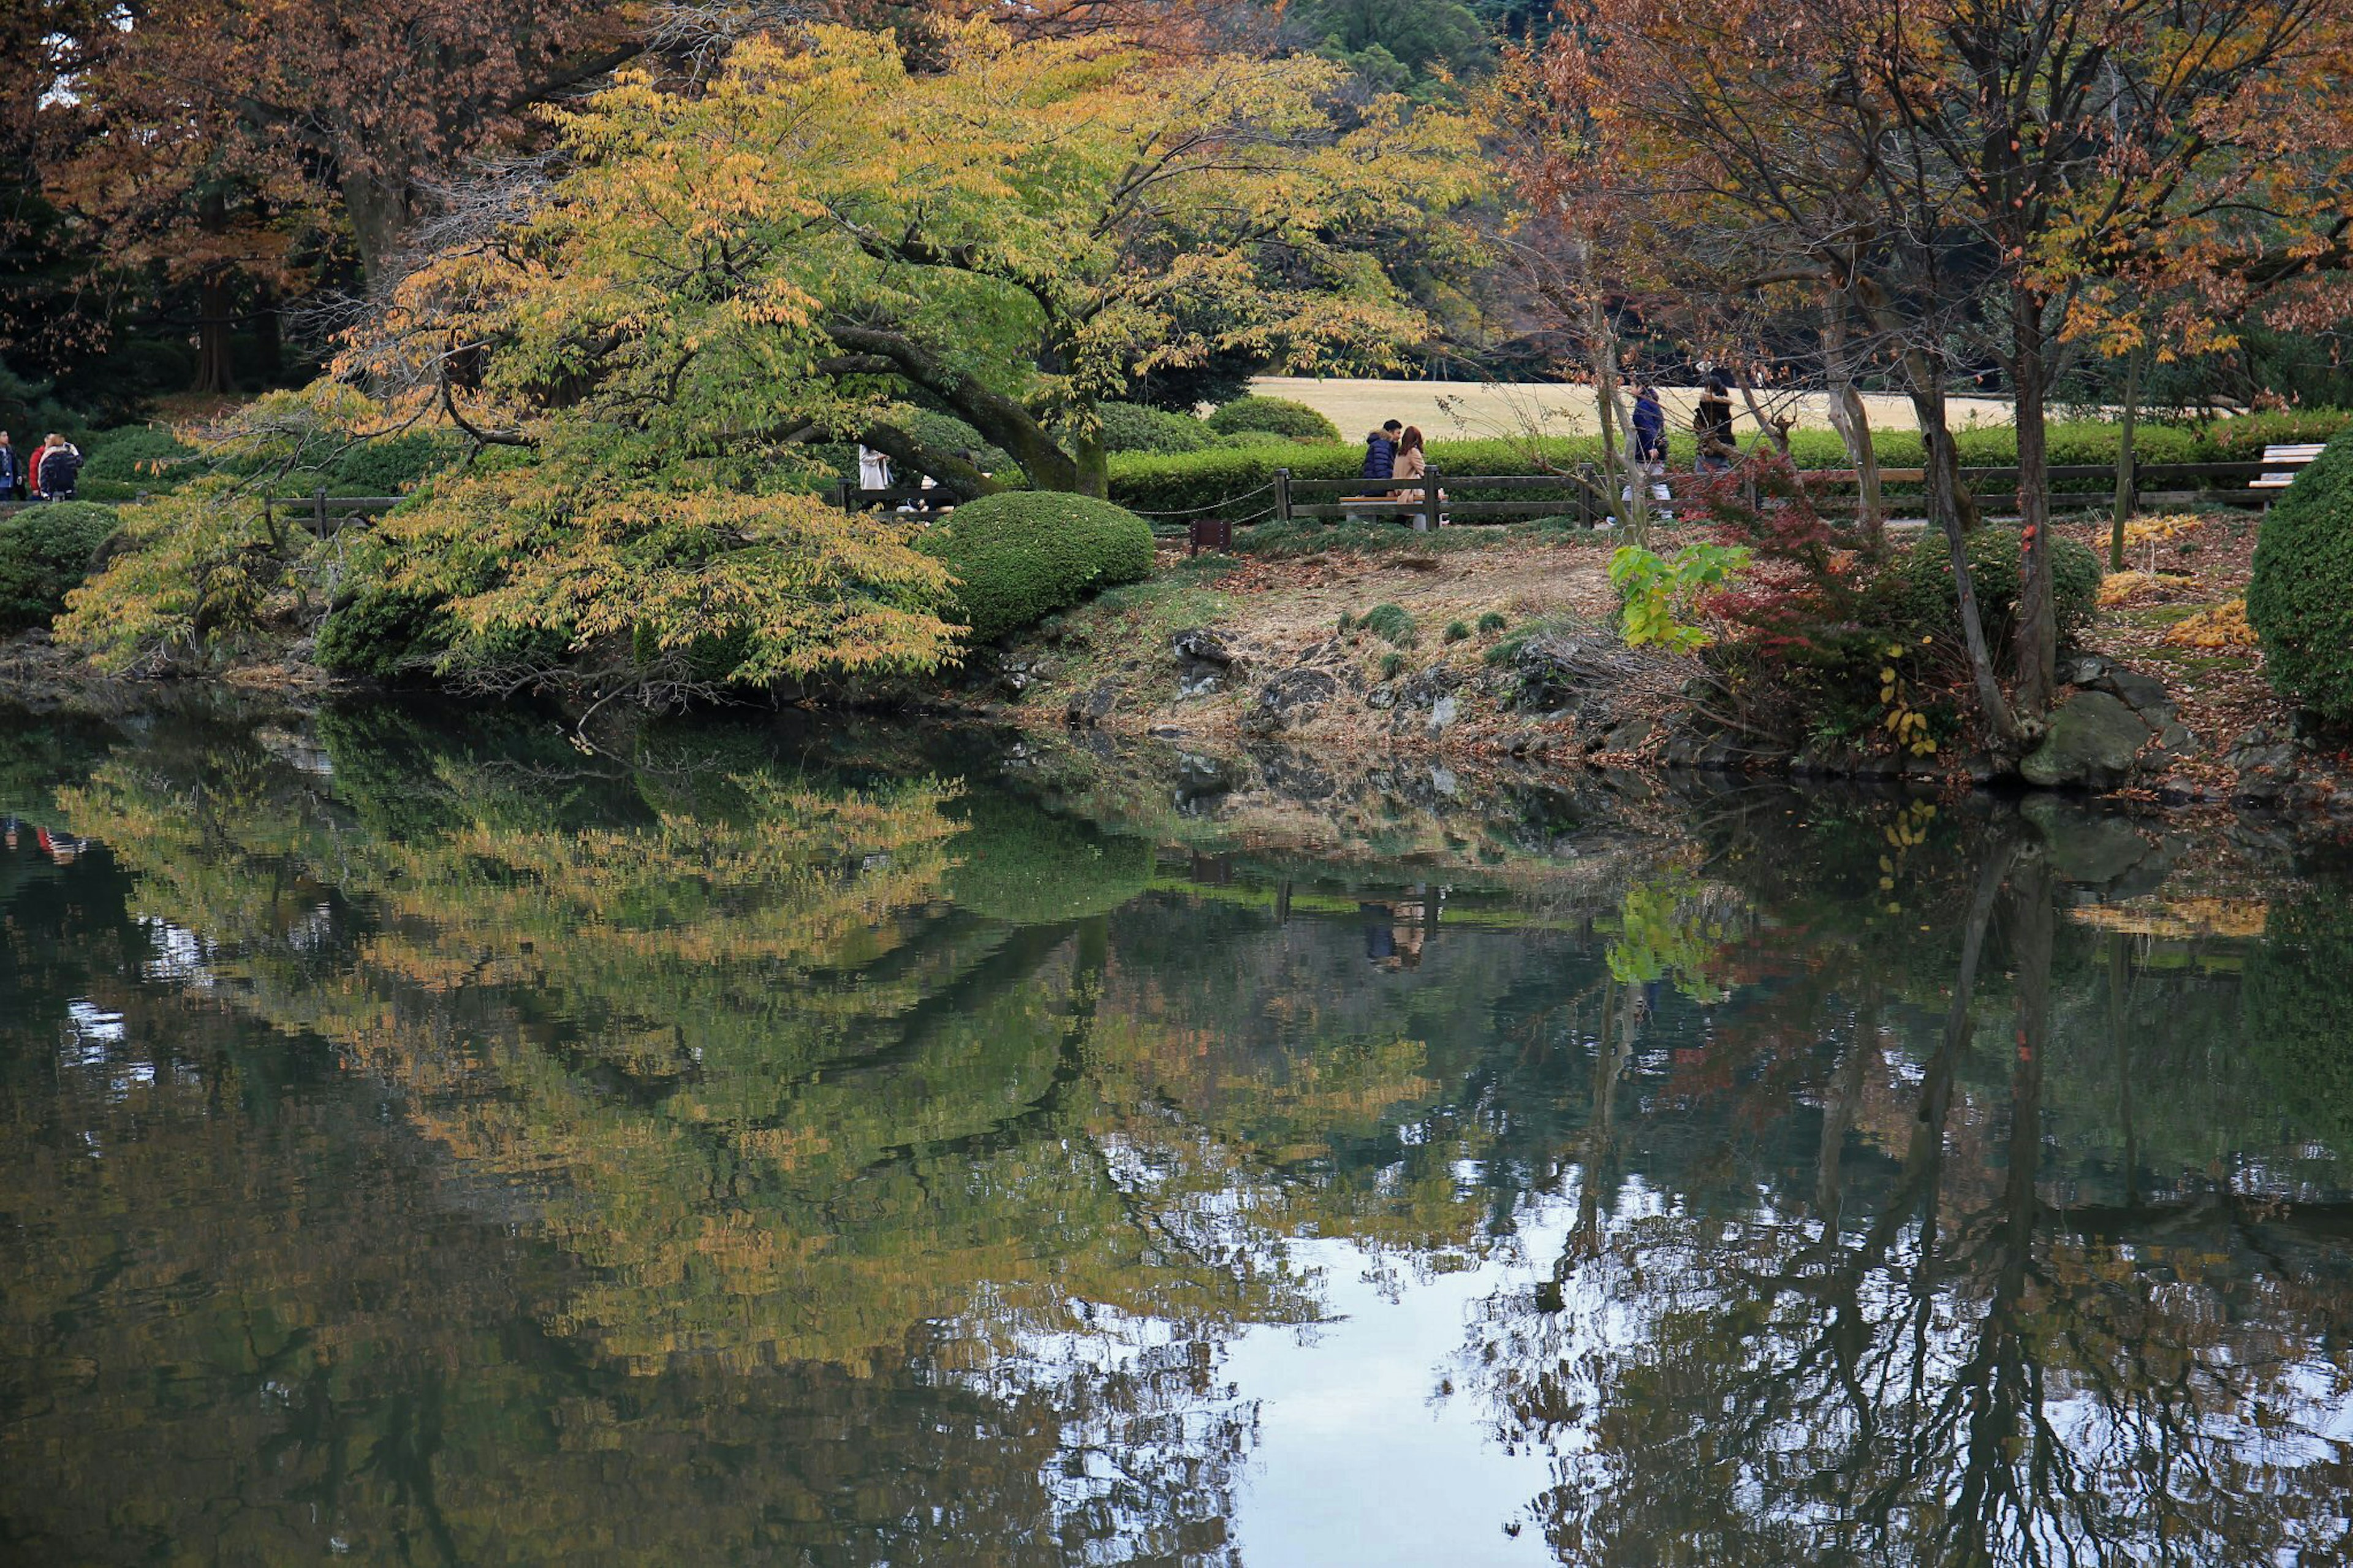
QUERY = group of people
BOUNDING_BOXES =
[0,431,83,502]
[1360,419,1446,523]
[1359,379,1754,528]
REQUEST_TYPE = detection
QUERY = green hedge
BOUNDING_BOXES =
[917,491,1154,643]
[1107,420,2265,519]
[2248,433,2353,718]
[0,502,118,634]
[1895,526,2102,655]
[2189,408,2353,462]
[1108,436,1605,517]
[1204,395,1343,444]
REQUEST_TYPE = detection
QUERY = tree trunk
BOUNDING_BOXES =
[1851,275,2018,744]
[1823,297,1884,547]
[2010,284,2056,718]
[195,274,237,395]
[254,279,283,384]
[1733,365,1791,457]
[2109,347,2142,572]
[1584,298,1648,543]
[341,170,414,292]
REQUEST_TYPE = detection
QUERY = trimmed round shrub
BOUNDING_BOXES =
[322,431,466,495]
[0,502,117,633]
[78,425,198,490]
[917,491,1154,643]
[1204,395,1342,444]
[1093,401,1213,455]
[1894,526,2100,655]
[2248,433,2353,718]
[904,409,1014,476]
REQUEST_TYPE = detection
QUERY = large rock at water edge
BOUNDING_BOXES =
[1240,668,1338,737]
[2020,690,2151,789]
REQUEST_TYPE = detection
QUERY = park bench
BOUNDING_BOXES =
[2250,443,2325,499]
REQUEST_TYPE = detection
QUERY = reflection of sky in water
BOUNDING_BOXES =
[1226,1220,1570,1566]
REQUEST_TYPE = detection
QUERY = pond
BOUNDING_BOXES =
[2,702,2349,1565]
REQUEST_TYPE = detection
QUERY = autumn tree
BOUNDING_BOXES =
[1504,0,2353,735]
[42,0,643,295]
[355,20,1483,499]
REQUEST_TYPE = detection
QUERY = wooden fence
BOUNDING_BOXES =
[836,456,2287,537]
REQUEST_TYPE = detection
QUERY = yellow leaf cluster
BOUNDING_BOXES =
[2161,597,2259,651]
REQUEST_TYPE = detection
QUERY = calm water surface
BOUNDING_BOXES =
[2,705,2350,1565]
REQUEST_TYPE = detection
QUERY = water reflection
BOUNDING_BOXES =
[1,705,2349,1564]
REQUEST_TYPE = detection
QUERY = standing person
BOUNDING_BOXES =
[855,443,892,498]
[0,433,17,502]
[1692,378,1737,474]
[1361,419,1401,483]
[36,434,81,501]
[1629,385,1671,504]
[25,434,55,500]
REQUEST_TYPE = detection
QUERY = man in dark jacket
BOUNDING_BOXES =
[37,436,80,501]
[1362,420,1401,482]
[1631,387,1667,464]
[0,433,17,501]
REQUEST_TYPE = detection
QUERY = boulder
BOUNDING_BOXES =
[2100,667,2172,714]
[2019,690,2152,789]
[1240,668,1338,737]
[1171,627,1241,699]
[1066,680,1120,728]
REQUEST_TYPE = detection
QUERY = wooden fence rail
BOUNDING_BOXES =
[833,456,2292,536]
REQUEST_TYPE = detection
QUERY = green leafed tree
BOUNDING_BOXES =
[357,20,1486,501]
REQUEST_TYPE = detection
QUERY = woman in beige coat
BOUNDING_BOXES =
[1389,425,1448,525]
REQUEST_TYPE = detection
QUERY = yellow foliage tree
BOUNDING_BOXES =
[355,20,1485,498]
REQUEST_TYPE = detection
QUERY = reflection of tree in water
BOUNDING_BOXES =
[0,708,1336,1563]
[1461,827,2353,1565]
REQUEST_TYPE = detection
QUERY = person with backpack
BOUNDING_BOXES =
[35,434,81,501]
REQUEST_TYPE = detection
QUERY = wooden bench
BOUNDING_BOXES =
[2251,443,2325,495]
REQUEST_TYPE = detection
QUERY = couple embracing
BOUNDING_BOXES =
[1361,419,1443,524]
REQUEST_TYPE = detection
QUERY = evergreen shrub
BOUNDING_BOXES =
[2248,433,2353,718]
[1094,401,1213,454]
[919,491,1154,642]
[1203,395,1343,443]
[0,502,117,632]
[1895,526,2102,654]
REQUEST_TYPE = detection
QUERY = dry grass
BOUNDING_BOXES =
[1248,374,2021,444]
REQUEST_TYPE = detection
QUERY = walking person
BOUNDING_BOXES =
[35,433,81,501]
[0,432,18,502]
[1692,378,1737,475]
